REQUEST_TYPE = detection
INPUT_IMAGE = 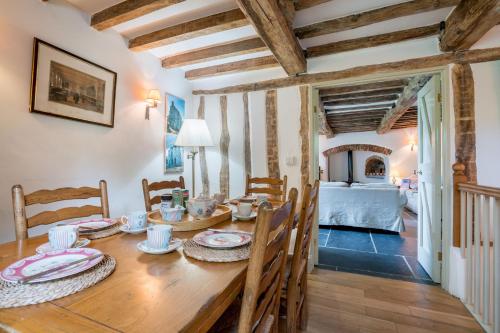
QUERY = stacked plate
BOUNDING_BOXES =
[192,230,252,249]
[69,218,119,234]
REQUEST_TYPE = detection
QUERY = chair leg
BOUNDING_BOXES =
[298,280,308,330]
[286,288,297,333]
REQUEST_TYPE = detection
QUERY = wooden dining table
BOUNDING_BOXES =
[0,217,256,333]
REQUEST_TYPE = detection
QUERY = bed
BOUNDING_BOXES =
[319,183,407,232]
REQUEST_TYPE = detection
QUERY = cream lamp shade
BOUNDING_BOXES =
[145,89,161,106]
[175,119,213,147]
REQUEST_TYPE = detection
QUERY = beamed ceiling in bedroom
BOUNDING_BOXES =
[63,0,460,80]
[319,75,428,135]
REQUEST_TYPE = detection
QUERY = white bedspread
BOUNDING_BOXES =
[319,186,407,232]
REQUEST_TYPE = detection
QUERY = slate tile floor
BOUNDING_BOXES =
[318,210,434,284]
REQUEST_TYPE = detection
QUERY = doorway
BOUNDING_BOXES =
[310,72,447,284]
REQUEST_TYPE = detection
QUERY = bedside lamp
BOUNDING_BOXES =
[175,119,214,195]
[145,89,161,120]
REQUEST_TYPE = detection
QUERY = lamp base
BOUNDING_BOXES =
[187,149,198,197]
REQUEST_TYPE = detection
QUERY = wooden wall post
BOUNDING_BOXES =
[265,90,280,178]
[243,92,252,177]
[197,96,210,195]
[299,86,310,191]
[453,162,468,247]
[451,63,477,183]
[99,180,110,218]
[219,96,230,197]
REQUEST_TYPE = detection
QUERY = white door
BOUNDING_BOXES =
[417,75,442,282]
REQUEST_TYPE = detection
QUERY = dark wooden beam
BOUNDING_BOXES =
[185,56,279,79]
[192,46,500,95]
[320,87,404,100]
[162,37,266,68]
[307,24,441,58]
[129,9,247,51]
[319,79,408,96]
[295,0,459,39]
[440,0,500,51]
[377,76,431,134]
[91,0,184,31]
[324,94,400,106]
[294,0,331,10]
[324,104,395,113]
[236,0,306,75]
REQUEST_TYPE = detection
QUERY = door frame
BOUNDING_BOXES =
[307,66,453,291]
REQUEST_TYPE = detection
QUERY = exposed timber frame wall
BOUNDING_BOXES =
[300,86,310,190]
[266,90,280,178]
[243,92,252,177]
[219,96,230,197]
[197,96,210,195]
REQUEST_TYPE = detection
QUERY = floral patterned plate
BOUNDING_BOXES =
[1,248,103,284]
[68,218,118,232]
[193,230,252,249]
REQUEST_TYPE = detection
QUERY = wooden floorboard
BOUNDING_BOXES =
[285,269,482,333]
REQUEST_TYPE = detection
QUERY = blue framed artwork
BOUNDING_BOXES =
[164,93,185,173]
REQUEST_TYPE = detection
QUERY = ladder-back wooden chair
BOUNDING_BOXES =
[11,180,110,240]
[142,176,185,212]
[238,187,298,333]
[282,180,320,332]
[245,175,288,202]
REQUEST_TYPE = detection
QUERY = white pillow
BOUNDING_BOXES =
[320,181,349,187]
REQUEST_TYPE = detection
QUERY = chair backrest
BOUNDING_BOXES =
[238,187,298,333]
[142,176,185,212]
[11,180,110,240]
[286,180,320,331]
[245,175,288,202]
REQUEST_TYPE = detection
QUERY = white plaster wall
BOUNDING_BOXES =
[0,0,192,243]
[319,129,418,183]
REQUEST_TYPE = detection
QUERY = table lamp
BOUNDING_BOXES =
[175,119,214,196]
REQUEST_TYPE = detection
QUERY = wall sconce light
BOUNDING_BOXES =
[408,136,417,151]
[145,89,161,120]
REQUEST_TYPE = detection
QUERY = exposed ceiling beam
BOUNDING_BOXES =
[440,0,500,51]
[185,56,279,80]
[377,76,431,134]
[320,87,404,100]
[325,109,390,116]
[129,9,248,51]
[322,92,400,103]
[91,0,184,31]
[161,37,266,68]
[295,0,459,39]
[324,94,400,106]
[319,79,409,96]
[236,0,306,75]
[324,104,395,112]
[307,24,441,58]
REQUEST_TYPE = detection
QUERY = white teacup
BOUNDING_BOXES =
[121,211,147,230]
[237,203,253,217]
[147,225,172,249]
[48,225,79,249]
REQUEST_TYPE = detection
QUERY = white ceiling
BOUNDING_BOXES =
[64,0,454,76]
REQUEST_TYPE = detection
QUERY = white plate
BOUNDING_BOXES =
[68,218,117,232]
[137,238,182,255]
[1,248,103,284]
[193,230,252,249]
[36,239,90,254]
[120,225,147,234]
[233,212,257,221]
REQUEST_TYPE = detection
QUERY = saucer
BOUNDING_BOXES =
[35,238,91,254]
[120,224,147,234]
[233,212,257,221]
[137,238,182,255]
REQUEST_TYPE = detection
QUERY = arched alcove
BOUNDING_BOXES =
[365,155,386,178]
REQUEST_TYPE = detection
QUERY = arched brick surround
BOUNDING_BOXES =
[322,144,392,157]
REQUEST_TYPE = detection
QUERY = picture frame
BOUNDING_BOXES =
[164,93,185,173]
[30,38,117,127]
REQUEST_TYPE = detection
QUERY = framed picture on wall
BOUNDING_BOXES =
[30,38,117,127]
[164,93,185,173]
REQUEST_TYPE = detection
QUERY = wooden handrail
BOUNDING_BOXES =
[458,183,500,198]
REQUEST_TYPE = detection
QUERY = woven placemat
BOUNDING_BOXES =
[0,255,116,308]
[183,240,251,262]
[84,223,123,240]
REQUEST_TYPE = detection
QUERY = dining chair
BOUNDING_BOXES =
[245,175,288,202]
[11,180,110,240]
[209,187,298,333]
[142,176,185,212]
[281,180,320,333]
